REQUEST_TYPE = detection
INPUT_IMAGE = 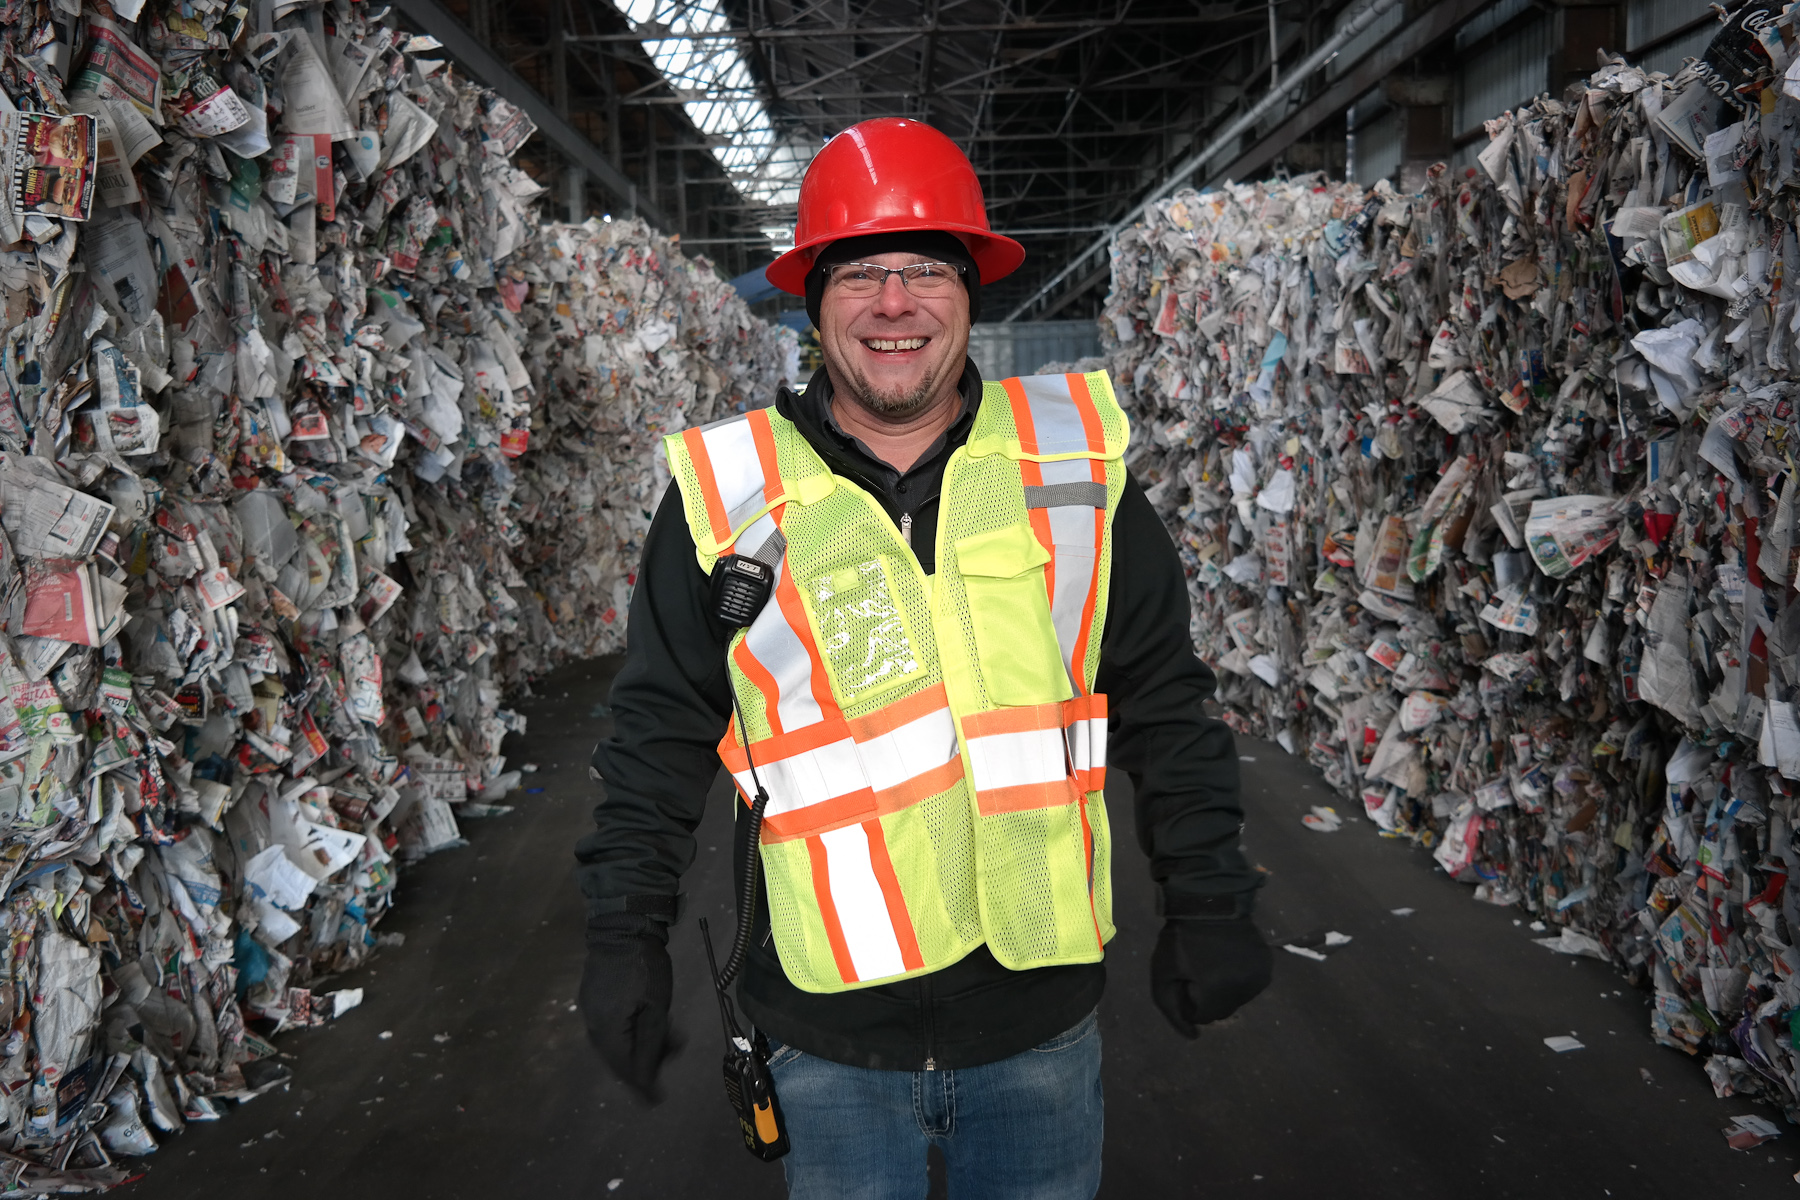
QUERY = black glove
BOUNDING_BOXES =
[1150,916,1273,1039]
[580,913,679,1103]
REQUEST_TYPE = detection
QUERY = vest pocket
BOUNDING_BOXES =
[803,556,926,704]
[954,523,1072,706]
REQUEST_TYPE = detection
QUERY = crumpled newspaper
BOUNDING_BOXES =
[0,1,793,1183]
[1105,31,1800,1125]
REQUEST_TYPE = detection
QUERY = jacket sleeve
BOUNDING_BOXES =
[1093,474,1260,911]
[575,479,735,918]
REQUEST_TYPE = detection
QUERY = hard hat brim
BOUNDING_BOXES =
[765,221,1026,297]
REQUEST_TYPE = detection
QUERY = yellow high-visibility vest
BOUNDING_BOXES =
[664,372,1129,993]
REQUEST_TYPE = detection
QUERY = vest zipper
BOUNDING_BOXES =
[900,512,912,546]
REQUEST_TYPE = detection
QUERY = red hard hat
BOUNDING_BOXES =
[765,118,1025,296]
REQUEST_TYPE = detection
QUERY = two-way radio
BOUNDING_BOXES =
[701,551,790,1162]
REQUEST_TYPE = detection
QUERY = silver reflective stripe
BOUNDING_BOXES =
[1024,482,1107,510]
[1037,458,1094,488]
[741,560,826,732]
[726,490,769,533]
[698,414,768,527]
[1047,540,1096,681]
[1036,459,1103,683]
[1017,374,1092,454]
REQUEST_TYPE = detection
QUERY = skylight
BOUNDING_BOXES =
[618,0,814,242]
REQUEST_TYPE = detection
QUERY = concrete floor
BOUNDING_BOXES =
[122,657,1798,1199]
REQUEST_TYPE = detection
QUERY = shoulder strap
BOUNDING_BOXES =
[663,406,835,562]
[968,371,1130,462]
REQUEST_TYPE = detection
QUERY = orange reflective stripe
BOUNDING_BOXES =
[1064,692,1106,724]
[718,712,849,772]
[960,702,1064,739]
[763,787,876,842]
[1065,372,1107,454]
[756,752,964,844]
[862,819,925,972]
[805,835,859,984]
[873,757,963,812]
[1065,693,1108,792]
[721,684,964,836]
[1057,457,1107,695]
[775,562,839,719]
[729,684,951,770]
[1020,459,1057,611]
[749,408,784,506]
[1001,376,1041,456]
[977,778,1080,816]
[732,638,784,737]
[682,426,732,546]
[844,682,949,741]
[1066,495,1105,692]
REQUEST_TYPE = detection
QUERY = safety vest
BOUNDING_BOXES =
[664,372,1129,993]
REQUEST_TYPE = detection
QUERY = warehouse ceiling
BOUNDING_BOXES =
[430,0,1368,316]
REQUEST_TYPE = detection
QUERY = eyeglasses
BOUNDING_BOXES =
[824,262,965,298]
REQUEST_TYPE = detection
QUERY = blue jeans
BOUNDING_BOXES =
[767,1010,1103,1199]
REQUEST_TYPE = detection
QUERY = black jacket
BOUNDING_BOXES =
[578,361,1255,1070]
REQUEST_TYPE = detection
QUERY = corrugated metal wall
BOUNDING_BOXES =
[968,321,1104,378]
[1455,0,1536,48]
[1351,91,1403,186]
[1337,1,1727,184]
[1453,6,1553,138]
[1628,0,1714,77]
[1637,25,1712,77]
[1329,2,1407,82]
[1627,0,1705,49]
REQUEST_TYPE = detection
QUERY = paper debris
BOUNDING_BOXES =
[1283,930,1353,960]
[1723,1114,1783,1150]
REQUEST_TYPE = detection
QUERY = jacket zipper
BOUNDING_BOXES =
[827,479,947,1070]
[921,973,936,1070]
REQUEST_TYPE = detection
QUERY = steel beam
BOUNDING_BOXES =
[1002,0,1405,321]
[1204,0,1501,187]
[390,0,669,229]
[620,80,1222,104]
[565,11,1266,42]
[774,33,924,98]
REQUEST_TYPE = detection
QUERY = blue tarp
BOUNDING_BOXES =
[727,265,783,305]
[728,266,812,333]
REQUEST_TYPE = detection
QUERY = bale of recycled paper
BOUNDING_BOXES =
[1105,43,1800,1122]
[0,2,793,1184]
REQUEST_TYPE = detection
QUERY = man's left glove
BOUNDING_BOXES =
[580,913,679,1103]
[1150,914,1273,1039]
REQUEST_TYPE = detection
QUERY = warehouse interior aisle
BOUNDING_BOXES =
[124,658,1794,1199]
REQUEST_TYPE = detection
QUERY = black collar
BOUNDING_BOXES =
[775,359,984,485]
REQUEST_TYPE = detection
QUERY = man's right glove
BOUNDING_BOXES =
[1150,914,1273,1039]
[580,912,679,1103]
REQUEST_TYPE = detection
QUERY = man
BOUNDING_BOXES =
[577,118,1271,1198]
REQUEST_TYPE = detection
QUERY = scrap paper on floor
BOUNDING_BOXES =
[1723,1114,1782,1150]
[1283,931,1352,960]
